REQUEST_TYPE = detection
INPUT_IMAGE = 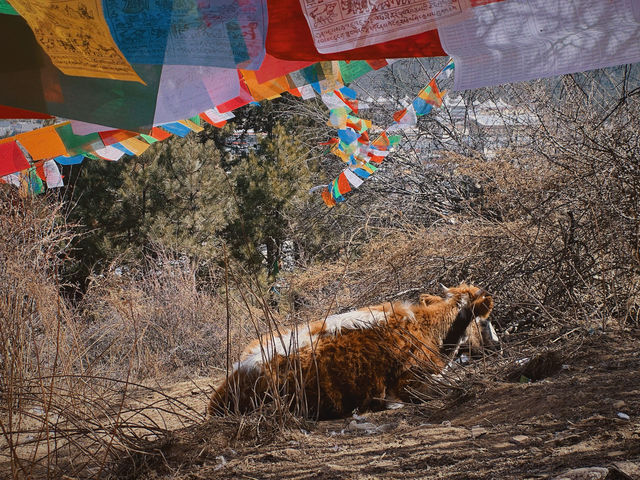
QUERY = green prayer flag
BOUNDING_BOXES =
[338,60,372,85]
[55,124,104,156]
[0,1,19,15]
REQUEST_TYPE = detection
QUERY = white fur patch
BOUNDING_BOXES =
[234,304,404,373]
[236,328,315,373]
[321,308,389,334]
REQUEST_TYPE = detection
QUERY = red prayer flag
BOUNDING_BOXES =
[0,105,54,119]
[254,54,314,84]
[0,141,30,176]
[266,0,504,61]
[266,0,445,60]
[337,172,352,195]
[150,127,172,141]
[321,188,336,207]
[35,161,46,182]
[393,109,407,122]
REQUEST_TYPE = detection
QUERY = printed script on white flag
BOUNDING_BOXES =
[438,0,640,91]
[300,0,472,53]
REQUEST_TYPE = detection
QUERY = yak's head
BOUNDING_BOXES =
[442,284,499,352]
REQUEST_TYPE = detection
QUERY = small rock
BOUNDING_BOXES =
[348,420,378,433]
[283,448,298,457]
[612,400,626,409]
[551,467,609,480]
[617,412,631,421]
[471,426,487,439]
[510,435,530,445]
[441,420,452,427]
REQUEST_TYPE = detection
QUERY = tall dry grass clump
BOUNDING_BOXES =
[0,188,223,479]
[78,253,249,380]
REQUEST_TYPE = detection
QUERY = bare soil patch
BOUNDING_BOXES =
[122,327,640,480]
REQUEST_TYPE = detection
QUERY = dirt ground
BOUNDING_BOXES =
[122,326,640,480]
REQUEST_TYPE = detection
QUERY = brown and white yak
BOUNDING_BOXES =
[209,283,496,419]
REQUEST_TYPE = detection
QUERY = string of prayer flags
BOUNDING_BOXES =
[321,61,452,206]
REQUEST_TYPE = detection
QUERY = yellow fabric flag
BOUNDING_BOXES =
[178,119,204,133]
[119,137,151,156]
[8,0,143,83]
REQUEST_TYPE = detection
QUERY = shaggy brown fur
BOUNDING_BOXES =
[209,284,494,419]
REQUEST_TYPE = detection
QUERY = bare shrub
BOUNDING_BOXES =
[0,188,208,479]
[77,252,255,380]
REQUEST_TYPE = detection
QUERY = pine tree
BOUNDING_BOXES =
[227,123,312,281]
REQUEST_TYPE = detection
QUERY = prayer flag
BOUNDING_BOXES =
[119,137,151,156]
[103,0,267,70]
[336,171,352,195]
[54,154,84,165]
[321,188,336,207]
[15,125,67,160]
[150,127,172,141]
[94,145,125,161]
[43,160,64,188]
[343,169,364,188]
[9,0,143,83]
[160,122,192,137]
[0,141,30,176]
[438,0,640,90]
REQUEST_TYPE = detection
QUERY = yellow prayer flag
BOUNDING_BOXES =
[178,119,204,133]
[119,137,151,156]
[8,0,143,83]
